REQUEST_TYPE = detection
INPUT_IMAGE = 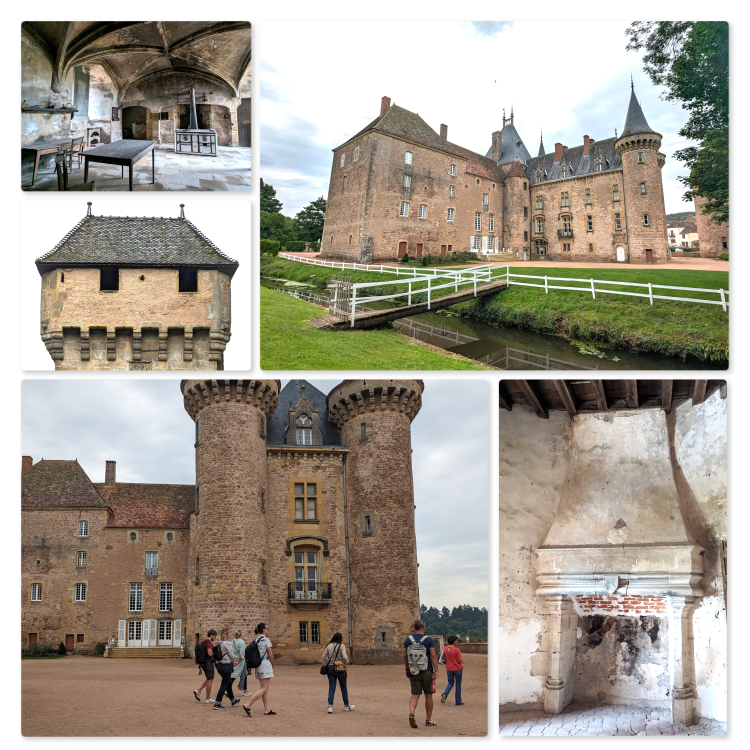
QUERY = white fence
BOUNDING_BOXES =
[278,252,460,277]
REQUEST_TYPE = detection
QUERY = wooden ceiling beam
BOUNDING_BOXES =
[591,380,608,411]
[693,380,707,407]
[517,380,549,419]
[661,380,673,413]
[552,380,577,418]
[625,380,639,408]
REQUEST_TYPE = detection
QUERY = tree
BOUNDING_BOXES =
[260,210,298,245]
[294,197,327,242]
[626,22,728,225]
[260,178,283,213]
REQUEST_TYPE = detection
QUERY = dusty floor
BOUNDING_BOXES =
[22,654,487,737]
[499,704,727,736]
[25,144,251,192]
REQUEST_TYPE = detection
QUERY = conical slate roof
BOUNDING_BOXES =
[538,134,545,157]
[485,118,532,166]
[620,86,659,138]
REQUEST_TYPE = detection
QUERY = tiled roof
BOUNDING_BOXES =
[503,160,528,179]
[36,213,238,276]
[22,460,109,509]
[267,379,342,446]
[95,483,195,528]
[525,137,623,184]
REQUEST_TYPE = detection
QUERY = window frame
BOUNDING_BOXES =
[159,582,173,612]
[299,621,308,645]
[418,204,427,220]
[475,212,482,232]
[612,185,620,202]
[447,208,455,223]
[585,188,591,205]
[535,195,543,210]
[353,146,359,162]
[75,583,87,602]
[294,482,318,521]
[449,163,456,176]
[640,182,647,195]
[404,151,413,165]
[78,520,88,537]
[340,153,345,168]
[587,215,593,232]
[77,550,87,568]
[488,214,494,233]
[449,185,455,198]
[30,583,42,601]
[614,212,622,232]
[399,201,410,218]
[643,214,650,227]
[129,582,143,612]
[403,174,411,188]
[560,191,569,208]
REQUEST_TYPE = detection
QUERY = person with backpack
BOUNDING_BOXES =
[213,627,241,711]
[232,629,252,698]
[321,632,355,714]
[242,623,276,717]
[193,629,217,704]
[440,635,465,706]
[404,619,439,729]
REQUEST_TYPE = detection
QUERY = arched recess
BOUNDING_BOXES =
[122,105,148,139]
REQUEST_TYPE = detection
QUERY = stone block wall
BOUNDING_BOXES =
[694,195,729,258]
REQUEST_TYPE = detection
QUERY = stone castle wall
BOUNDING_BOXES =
[694,195,729,258]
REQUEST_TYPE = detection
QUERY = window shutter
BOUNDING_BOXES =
[118,620,126,647]
[173,619,182,647]
[149,619,157,647]
[482,236,488,251]
[494,237,499,252]
[142,619,150,646]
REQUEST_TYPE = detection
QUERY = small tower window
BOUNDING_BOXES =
[361,423,367,441]
[523,182,527,191]
[60,272,65,283]
[449,164,456,176]
[130,532,137,542]
[342,175,347,191]
[179,269,198,292]
[587,215,593,232]
[166,532,174,542]
[419,204,427,219]
[403,174,411,188]
[365,515,372,534]
[381,631,387,645]
[447,208,455,222]
[643,214,650,227]
[100,268,119,291]
[405,151,413,165]
[449,185,455,198]
[640,182,647,194]
[589,243,594,254]
[614,213,622,231]
[296,415,312,445]
[585,188,591,205]
[613,185,620,202]
[524,230,528,241]
[523,207,528,218]
[637,152,644,163]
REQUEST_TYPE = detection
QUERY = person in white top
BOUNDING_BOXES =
[322,632,355,714]
[242,623,276,717]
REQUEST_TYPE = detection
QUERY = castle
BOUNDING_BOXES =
[21,379,423,663]
[36,203,237,370]
[321,84,671,264]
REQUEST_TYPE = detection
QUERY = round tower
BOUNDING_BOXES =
[326,379,423,655]
[502,159,530,258]
[615,84,669,263]
[181,379,280,651]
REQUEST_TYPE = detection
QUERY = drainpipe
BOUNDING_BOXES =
[342,454,353,652]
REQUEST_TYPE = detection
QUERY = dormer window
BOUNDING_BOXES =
[296,415,312,445]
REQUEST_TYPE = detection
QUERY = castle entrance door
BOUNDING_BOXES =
[158,620,173,645]
[127,620,143,647]
[645,249,654,264]
[65,634,74,651]
[616,245,626,262]
[398,242,407,258]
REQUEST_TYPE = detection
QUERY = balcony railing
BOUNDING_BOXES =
[287,582,333,603]
[145,567,159,577]
[557,230,573,239]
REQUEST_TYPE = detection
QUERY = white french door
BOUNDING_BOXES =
[127,620,143,647]
[158,620,173,645]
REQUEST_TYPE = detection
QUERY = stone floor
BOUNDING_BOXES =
[499,704,727,736]
[24,144,251,191]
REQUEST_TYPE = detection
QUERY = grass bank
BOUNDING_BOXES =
[458,267,729,363]
[260,286,487,370]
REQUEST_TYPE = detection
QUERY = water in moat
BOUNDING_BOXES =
[261,278,724,370]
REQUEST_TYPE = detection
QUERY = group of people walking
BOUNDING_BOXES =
[191,618,465,725]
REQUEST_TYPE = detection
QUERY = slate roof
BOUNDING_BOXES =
[36,211,238,277]
[485,119,533,166]
[525,137,623,184]
[95,484,194,528]
[22,460,109,509]
[538,135,546,157]
[267,380,342,447]
[620,87,660,138]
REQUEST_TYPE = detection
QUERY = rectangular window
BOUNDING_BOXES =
[295,483,317,520]
[615,213,622,231]
[78,520,88,537]
[31,583,42,601]
[159,583,173,612]
[311,622,320,645]
[405,151,413,165]
[299,621,308,644]
[77,633,85,643]
[365,515,372,533]
[535,195,543,210]
[524,230,528,241]
[354,146,359,162]
[488,214,494,232]
[643,214,650,227]
[523,207,528,218]
[449,164,456,176]
[587,215,593,232]
[535,218,543,234]
[400,201,410,217]
[178,268,198,293]
[471,236,482,251]
[475,213,482,231]
[77,551,87,568]
[449,185,455,198]
[146,552,158,572]
[560,192,569,207]
[589,243,594,254]
[340,153,345,168]
[562,243,571,253]
[295,497,304,520]
[561,217,572,235]
[403,174,411,188]
[296,428,312,445]
[75,583,87,602]
[419,204,427,219]
[447,208,455,222]
[585,188,591,205]
[637,152,644,163]
[523,182,528,191]
[342,175,347,191]
[129,583,143,612]
[483,193,489,209]
[640,182,647,194]
[360,423,367,441]
[613,185,620,202]
[158,620,172,642]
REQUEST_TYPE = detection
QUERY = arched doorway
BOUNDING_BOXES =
[122,106,148,140]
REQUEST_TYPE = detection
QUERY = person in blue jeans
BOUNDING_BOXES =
[440,635,464,706]
[322,632,355,713]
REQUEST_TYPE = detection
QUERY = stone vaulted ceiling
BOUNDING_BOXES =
[21,21,252,101]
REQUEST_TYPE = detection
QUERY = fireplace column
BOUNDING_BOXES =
[543,595,577,714]
[667,595,699,725]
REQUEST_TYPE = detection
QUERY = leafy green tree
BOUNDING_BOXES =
[260,210,298,246]
[294,197,327,242]
[260,178,283,213]
[626,22,728,225]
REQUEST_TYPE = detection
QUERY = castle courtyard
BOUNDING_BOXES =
[22,654,487,737]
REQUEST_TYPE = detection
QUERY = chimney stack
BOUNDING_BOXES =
[492,130,502,163]
[440,124,448,141]
[380,96,391,117]
[554,142,564,163]
[22,456,33,474]
[104,460,116,487]
[583,135,590,156]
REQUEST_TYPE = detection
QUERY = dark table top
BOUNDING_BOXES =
[82,139,156,161]
[22,138,77,152]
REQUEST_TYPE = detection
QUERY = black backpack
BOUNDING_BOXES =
[245,636,264,669]
[195,641,207,664]
[213,641,224,662]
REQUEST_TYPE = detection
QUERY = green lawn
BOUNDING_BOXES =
[260,286,487,370]
[21,655,66,660]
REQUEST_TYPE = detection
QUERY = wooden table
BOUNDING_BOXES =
[82,139,156,191]
[22,138,76,187]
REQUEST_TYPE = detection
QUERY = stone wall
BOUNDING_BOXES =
[694,195,729,258]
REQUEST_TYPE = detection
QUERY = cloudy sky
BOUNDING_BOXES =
[261,20,694,217]
[22,378,489,610]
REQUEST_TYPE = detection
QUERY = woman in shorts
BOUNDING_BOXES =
[242,623,276,717]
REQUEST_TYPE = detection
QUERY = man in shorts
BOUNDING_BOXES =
[194,629,217,704]
[404,619,439,728]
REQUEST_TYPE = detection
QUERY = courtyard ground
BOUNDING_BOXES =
[22,653,487,737]
[499,703,726,736]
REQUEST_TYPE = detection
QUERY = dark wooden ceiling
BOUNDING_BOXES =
[499,380,724,419]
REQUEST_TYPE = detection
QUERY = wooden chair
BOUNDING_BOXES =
[69,136,85,170]
[55,152,96,191]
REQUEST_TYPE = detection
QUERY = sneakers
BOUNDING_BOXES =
[440,694,447,704]
[243,692,253,697]
[344,705,356,711]
[213,703,226,710]
[231,698,241,706]
[205,699,215,704]
[327,706,333,714]
[193,689,201,702]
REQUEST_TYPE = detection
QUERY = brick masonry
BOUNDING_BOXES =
[573,595,667,617]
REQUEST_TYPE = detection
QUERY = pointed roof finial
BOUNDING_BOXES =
[86,202,92,216]
[179,204,185,218]
[615,128,618,138]
[631,73,634,91]
[510,105,514,124]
